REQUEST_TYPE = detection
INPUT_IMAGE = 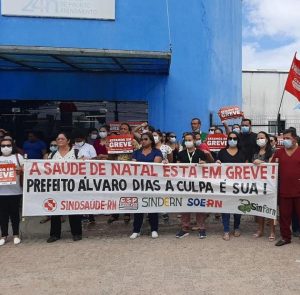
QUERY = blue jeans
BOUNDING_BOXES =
[222,214,241,233]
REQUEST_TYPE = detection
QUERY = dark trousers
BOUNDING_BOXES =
[222,213,241,233]
[292,211,299,233]
[279,197,300,241]
[133,213,158,233]
[50,215,82,238]
[0,195,21,237]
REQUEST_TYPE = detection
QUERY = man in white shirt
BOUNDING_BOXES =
[73,130,97,159]
[73,130,97,224]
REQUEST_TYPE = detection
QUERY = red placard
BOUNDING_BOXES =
[206,134,228,151]
[107,134,134,154]
[109,121,145,133]
[0,163,17,185]
[218,106,244,121]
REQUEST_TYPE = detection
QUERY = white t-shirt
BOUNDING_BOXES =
[76,143,97,159]
[50,149,77,160]
[0,154,24,195]
[160,145,172,161]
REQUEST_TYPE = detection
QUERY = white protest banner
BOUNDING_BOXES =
[22,161,278,219]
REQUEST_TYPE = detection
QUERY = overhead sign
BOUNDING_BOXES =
[1,0,115,20]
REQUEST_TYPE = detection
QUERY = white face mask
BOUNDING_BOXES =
[256,138,266,147]
[153,136,160,144]
[90,134,97,140]
[1,146,12,156]
[195,140,202,146]
[75,141,84,148]
[228,140,237,147]
[233,128,240,134]
[169,137,176,143]
[185,141,194,148]
[99,132,107,138]
[49,146,58,153]
[209,130,215,134]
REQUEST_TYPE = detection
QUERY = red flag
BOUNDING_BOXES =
[285,53,300,102]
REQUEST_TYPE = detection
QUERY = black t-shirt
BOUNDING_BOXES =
[217,148,246,163]
[239,132,257,162]
[178,149,206,163]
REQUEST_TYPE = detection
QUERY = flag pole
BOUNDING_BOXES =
[276,52,297,135]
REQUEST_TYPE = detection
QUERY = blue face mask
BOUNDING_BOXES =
[241,126,250,134]
[228,140,237,147]
[232,128,240,134]
[283,139,293,149]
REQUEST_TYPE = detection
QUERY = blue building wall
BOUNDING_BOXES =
[0,0,242,136]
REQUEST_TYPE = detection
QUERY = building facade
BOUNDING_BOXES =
[0,0,242,140]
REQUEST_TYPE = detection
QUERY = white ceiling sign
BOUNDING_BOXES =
[1,0,115,20]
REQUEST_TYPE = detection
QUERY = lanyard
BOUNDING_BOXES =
[187,150,195,163]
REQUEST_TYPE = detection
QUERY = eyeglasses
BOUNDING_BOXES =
[209,129,215,131]
[57,138,66,141]
[170,136,176,138]
[1,144,12,148]
[228,137,238,141]
[270,140,275,142]
[141,138,149,141]
[120,128,129,131]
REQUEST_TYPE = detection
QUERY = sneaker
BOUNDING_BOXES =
[0,237,7,246]
[222,232,230,241]
[151,231,158,239]
[233,229,241,237]
[176,230,189,238]
[13,237,21,245]
[130,232,140,239]
[293,231,300,238]
[199,229,207,239]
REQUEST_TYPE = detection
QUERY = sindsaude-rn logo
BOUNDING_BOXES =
[238,199,276,216]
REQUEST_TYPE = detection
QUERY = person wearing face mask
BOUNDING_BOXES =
[252,131,275,241]
[133,122,155,141]
[0,138,23,246]
[269,135,278,153]
[217,132,247,241]
[239,118,257,162]
[43,140,58,160]
[271,128,300,246]
[107,122,139,224]
[176,133,209,239]
[153,130,173,163]
[166,132,179,163]
[93,125,109,160]
[73,130,97,160]
[130,132,163,239]
[87,128,99,145]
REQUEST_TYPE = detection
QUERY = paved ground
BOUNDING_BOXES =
[1,214,300,295]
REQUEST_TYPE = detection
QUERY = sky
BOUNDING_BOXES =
[242,0,300,70]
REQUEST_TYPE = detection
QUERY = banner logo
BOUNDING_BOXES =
[119,197,138,210]
[43,198,57,212]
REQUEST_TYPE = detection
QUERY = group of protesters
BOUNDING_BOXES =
[0,117,299,247]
